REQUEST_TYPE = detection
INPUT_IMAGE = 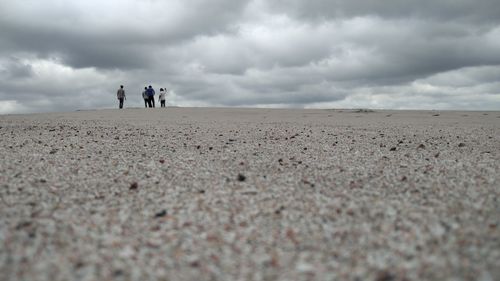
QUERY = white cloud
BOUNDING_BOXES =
[0,100,30,114]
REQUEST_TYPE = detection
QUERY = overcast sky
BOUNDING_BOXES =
[1,0,499,114]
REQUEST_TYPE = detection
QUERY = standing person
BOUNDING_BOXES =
[142,87,148,108]
[117,85,126,109]
[158,88,166,108]
[146,85,155,108]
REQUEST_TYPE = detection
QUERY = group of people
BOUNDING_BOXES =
[141,85,168,108]
[116,85,168,109]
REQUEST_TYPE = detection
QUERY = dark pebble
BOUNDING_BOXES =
[237,173,246,182]
[129,182,139,190]
[16,221,32,230]
[154,210,167,218]
[275,206,285,215]
[375,270,396,281]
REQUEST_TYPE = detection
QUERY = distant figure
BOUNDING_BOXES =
[117,85,126,109]
[146,85,155,108]
[159,88,166,108]
[142,87,148,108]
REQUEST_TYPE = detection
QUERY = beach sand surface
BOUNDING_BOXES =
[1,108,499,281]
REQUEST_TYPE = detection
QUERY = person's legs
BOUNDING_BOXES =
[148,97,152,108]
[152,98,155,108]
[144,99,148,108]
[161,100,165,107]
[119,98,124,109]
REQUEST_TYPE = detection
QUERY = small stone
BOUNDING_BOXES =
[237,173,246,182]
[390,147,397,151]
[241,190,258,195]
[154,210,167,218]
[296,262,314,273]
[16,221,32,230]
[275,206,285,215]
[375,270,396,281]
[159,159,165,164]
[129,182,138,190]
[417,144,425,149]
[458,142,466,147]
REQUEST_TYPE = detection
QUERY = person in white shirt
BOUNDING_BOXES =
[158,88,167,108]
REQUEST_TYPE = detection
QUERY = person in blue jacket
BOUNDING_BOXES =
[146,85,155,108]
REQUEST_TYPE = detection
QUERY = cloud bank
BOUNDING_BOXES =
[1,0,499,113]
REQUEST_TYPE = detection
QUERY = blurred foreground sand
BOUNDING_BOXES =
[1,108,499,281]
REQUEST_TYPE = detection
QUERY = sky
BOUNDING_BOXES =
[1,0,500,114]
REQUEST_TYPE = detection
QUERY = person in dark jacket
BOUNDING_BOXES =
[146,85,155,108]
[117,85,126,109]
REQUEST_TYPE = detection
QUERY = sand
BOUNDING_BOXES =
[0,108,499,281]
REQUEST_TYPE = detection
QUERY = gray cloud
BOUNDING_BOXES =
[0,0,250,69]
[0,0,499,114]
[0,57,34,79]
[267,0,500,24]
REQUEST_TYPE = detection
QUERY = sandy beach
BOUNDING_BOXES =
[0,108,499,281]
